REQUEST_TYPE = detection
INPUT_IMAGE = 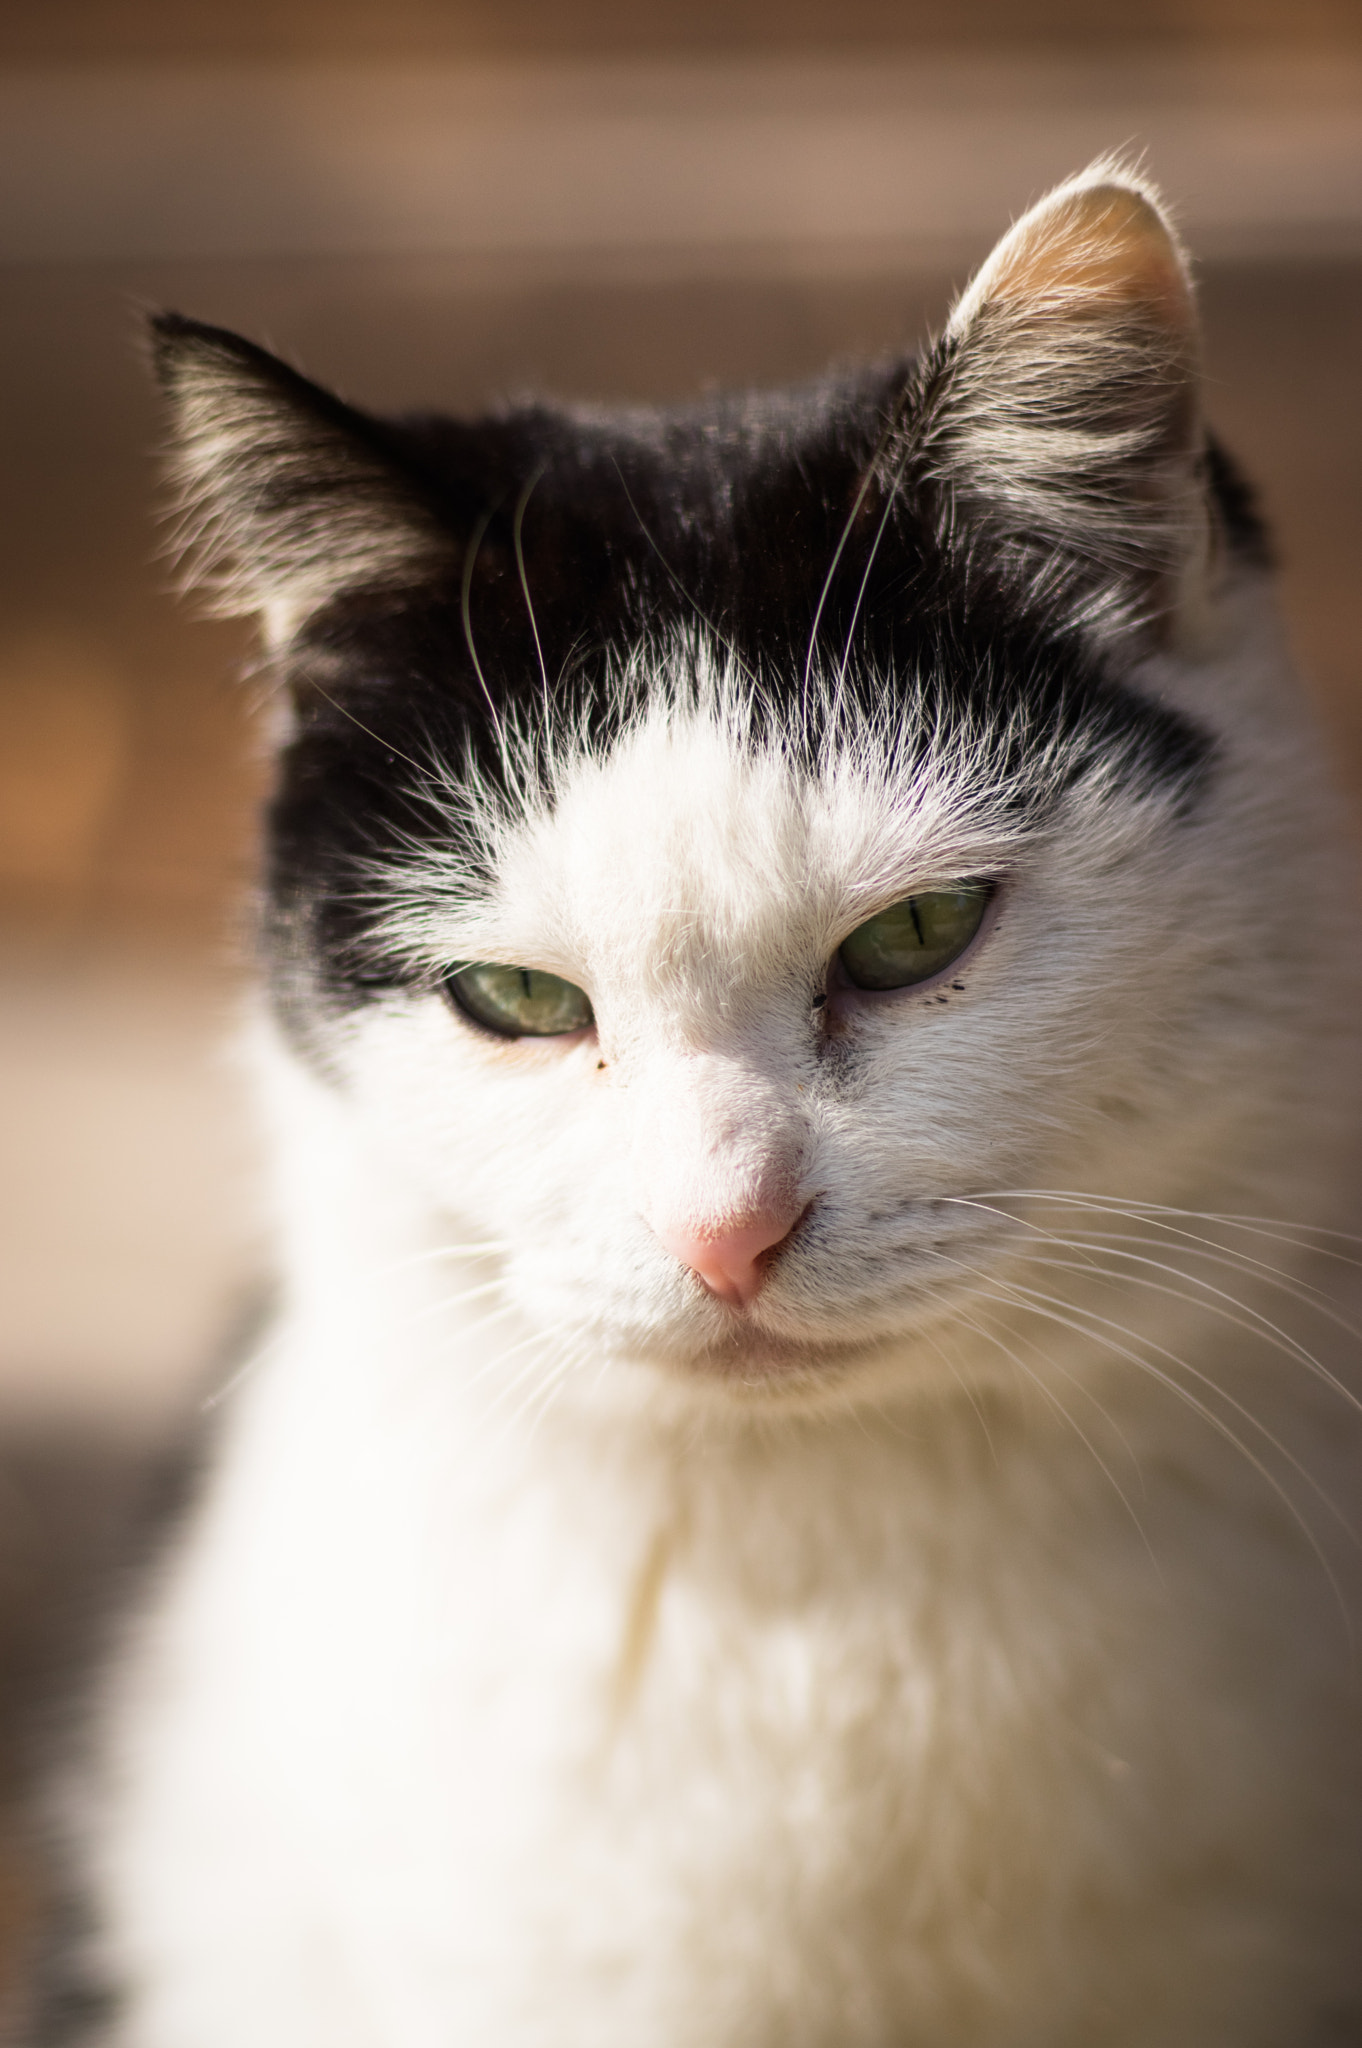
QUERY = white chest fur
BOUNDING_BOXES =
[96,1141,1362,2048]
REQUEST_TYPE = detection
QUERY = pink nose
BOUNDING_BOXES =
[651,1209,803,1309]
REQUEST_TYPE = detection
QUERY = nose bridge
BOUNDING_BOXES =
[630,1046,810,1308]
[632,1047,804,1220]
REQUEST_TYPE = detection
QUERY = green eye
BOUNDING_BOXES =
[837,884,992,992]
[446,963,594,1038]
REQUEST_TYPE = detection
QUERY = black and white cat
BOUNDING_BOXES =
[44,163,1362,2044]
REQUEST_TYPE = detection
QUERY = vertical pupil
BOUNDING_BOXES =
[447,962,593,1037]
[836,884,990,992]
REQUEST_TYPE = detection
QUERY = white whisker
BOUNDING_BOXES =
[1007,1243,1362,1418]
[952,1190,1362,1261]
[944,1296,1157,1564]
[954,1255,1359,1560]
[967,1273,1353,1631]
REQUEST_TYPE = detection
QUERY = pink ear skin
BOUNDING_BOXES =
[950,180,1195,338]
[649,1204,807,1309]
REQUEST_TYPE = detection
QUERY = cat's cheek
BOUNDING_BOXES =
[332,998,593,1209]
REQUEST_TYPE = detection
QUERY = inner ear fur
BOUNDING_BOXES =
[916,164,1206,637]
[149,313,457,642]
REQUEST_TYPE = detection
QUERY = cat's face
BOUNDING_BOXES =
[153,165,1322,1400]
[330,659,1229,1388]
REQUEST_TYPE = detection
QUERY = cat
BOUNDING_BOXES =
[29,160,1362,2046]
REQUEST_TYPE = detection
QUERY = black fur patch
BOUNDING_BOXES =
[150,318,1221,1045]
[1204,434,1274,569]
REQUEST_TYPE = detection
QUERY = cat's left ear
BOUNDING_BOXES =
[148,312,458,643]
[918,161,1207,638]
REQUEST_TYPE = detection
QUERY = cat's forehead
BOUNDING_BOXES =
[377,652,1038,1013]
[356,626,1213,1020]
[497,688,988,978]
[290,611,1213,1043]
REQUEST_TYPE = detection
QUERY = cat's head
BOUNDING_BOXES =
[152,163,1338,1404]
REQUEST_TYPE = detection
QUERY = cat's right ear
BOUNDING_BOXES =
[148,313,456,644]
[914,162,1207,639]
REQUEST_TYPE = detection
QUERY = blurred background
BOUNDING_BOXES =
[0,0,1359,1998]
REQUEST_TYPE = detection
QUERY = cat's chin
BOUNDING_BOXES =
[648,1320,910,1396]
[548,1271,988,1403]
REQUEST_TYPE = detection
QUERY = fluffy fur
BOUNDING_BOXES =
[33,165,1362,2046]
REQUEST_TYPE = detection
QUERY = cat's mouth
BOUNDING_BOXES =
[680,1325,854,1382]
[646,1272,990,1389]
[512,1211,1021,1391]
[677,1220,1013,1374]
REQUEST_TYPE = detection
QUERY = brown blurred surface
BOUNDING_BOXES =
[5,0,1362,59]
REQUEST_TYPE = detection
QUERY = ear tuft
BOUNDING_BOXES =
[921,163,1205,636]
[148,313,455,640]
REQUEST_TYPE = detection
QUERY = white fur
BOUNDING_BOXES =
[84,178,1362,2047]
